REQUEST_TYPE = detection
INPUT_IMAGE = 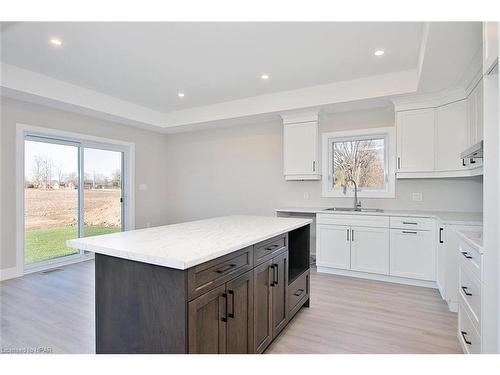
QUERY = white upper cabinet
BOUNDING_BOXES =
[467,79,484,145]
[483,22,498,75]
[436,99,469,172]
[396,108,435,173]
[282,111,320,181]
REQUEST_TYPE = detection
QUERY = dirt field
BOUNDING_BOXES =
[25,188,121,230]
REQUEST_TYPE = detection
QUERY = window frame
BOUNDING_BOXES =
[321,126,396,198]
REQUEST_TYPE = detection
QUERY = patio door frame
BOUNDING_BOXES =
[16,123,135,276]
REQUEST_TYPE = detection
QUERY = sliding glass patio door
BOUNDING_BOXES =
[24,135,124,269]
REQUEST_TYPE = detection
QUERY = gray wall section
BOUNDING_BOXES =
[164,107,483,223]
[1,98,170,270]
[1,100,483,272]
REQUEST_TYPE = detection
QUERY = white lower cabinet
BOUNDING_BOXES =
[390,229,435,281]
[350,226,389,275]
[317,224,350,270]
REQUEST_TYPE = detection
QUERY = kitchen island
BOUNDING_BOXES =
[67,215,312,354]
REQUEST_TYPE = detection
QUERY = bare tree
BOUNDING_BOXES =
[111,169,121,188]
[31,154,44,188]
[55,163,64,184]
[333,139,384,189]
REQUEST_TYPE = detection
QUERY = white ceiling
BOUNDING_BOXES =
[0,22,482,131]
[1,22,424,112]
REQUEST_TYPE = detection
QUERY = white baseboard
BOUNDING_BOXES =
[0,266,22,281]
[316,266,438,289]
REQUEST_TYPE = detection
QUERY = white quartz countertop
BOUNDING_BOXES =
[67,215,312,270]
[457,230,484,253]
[275,207,483,225]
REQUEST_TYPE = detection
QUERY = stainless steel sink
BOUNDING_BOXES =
[323,207,384,213]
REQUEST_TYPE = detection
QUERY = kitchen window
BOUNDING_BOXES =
[321,127,395,198]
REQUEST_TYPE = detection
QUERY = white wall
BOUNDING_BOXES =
[164,106,483,224]
[0,98,170,273]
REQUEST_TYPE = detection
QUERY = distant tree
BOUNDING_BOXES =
[111,169,121,188]
[31,154,44,188]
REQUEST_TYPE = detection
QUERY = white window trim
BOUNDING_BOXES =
[321,126,396,198]
[15,123,135,276]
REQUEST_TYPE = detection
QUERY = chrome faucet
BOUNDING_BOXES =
[342,178,362,211]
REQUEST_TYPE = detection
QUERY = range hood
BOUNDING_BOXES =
[460,140,484,160]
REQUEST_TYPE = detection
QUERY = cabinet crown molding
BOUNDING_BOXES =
[280,109,320,124]
[392,87,467,112]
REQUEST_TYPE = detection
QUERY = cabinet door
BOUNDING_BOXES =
[396,108,435,172]
[436,100,468,171]
[188,284,227,354]
[271,251,289,337]
[316,224,351,269]
[350,226,389,275]
[226,270,254,354]
[253,260,273,353]
[390,229,435,281]
[283,121,318,177]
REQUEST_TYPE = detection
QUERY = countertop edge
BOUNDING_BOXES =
[274,207,483,225]
[67,219,312,270]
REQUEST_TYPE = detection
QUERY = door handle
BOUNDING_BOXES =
[439,227,444,244]
[221,293,228,322]
[273,264,279,286]
[461,331,472,345]
[270,265,275,287]
[312,161,316,172]
[294,289,304,297]
[346,228,350,241]
[227,290,235,318]
[351,229,354,242]
[461,286,472,296]
[461,251,473,259]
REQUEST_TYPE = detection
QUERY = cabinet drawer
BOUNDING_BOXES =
[288,269,309,315]
[458,238,482,281]
[458,302,481,354]
[317,213,389,228]
[459,266,481,332]
[188,246,253,300]
[390,216,434,231]
[254,234,287,266]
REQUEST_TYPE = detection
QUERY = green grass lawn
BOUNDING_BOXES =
[25,226,120,264]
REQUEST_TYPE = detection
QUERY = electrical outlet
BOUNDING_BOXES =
[412,192,423,202]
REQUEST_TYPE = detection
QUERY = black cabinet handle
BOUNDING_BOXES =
[227,290,235,318]
[402,230,418,234]
[351,229,354,242]
[294,289,304,297]
[221,293,228,322]
[439,227,444,244]
[402,221,418,225]
[215,263,237,274]
[274,264,279,286]
[269,265,275,287]
[346,229,350,241]
[461,286,472,296]
[462,158,466,167]
[461,251,473,259]
[461,331,472,345]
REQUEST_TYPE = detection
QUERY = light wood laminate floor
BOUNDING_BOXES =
[0,260,462,354]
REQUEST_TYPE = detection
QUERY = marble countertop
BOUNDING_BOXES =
[457,230,484,253]
[275,207,483,225]
[67,215,312,270]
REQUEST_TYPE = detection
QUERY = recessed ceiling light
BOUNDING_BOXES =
[50,38,63,46]
[374,50,385,56]
[261,74,270,80]
[177,92,185,98]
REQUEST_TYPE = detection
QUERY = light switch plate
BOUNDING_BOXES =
[412,192,423,201]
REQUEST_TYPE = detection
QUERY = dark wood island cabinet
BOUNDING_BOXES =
[94,225,310,354]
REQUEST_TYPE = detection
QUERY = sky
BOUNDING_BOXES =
[25,140,122,181]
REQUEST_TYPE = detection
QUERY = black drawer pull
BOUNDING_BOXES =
[461,286,473,296]
[402,221,418,225]
[273,264,279,286]
[402,230,418,234]
[215,263,237,274]
[294,289,304,297]
[461,331,472,345]
[270,265,275,287]
[265,244,280,251]
[461,251,473,259]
